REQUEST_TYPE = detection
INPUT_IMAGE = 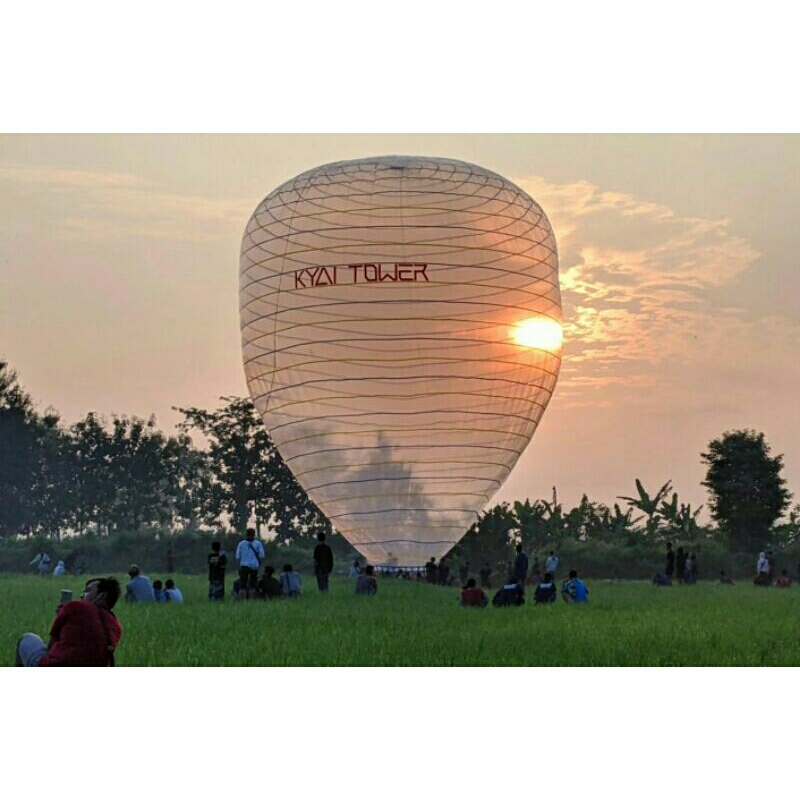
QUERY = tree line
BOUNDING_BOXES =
[0,361,331,542]
[1,360,796,556]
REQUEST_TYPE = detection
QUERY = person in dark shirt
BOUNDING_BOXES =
[425,557,437,583]
[513,544,529,585]
[355,565,379,595]
[492,579,525,607]
[16,577,123,666]
[312,532,334,592]
[258,566,282,599]
[665,542,675,579]
[675,547,687,584]
[207,541,227,601]
[534,573,558,604]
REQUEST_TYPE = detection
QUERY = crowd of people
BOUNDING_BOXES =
[459,545,589,608]
[18,525,800,667]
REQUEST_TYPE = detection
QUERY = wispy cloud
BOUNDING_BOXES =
[515,175,788,411]
[0,163,253,242]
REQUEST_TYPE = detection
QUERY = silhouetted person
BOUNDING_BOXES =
[675,547,687,584]
[665,542,675,579]
[425,557,437,584]
[513,543,529,585]
[312,532,334,592]
[534,572,557,604]
[492,578,524,607]
[207,541,227,601]
[437,560,450,586]
[479,562,492,590]
[258,566,282,599]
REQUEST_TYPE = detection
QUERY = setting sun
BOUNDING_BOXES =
[511,316,563,351]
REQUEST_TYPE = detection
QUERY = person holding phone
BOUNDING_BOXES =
[15,577,123,667]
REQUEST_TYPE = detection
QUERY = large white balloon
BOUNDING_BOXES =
[240,156,561,566]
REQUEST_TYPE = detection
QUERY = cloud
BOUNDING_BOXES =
[0,162,253,243]
[512,176,772,402]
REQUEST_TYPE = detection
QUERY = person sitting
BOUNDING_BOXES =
[533,573,557,604]
[152,579,167,602]
[355,565,379,596]
[719,570,735,585]
[460,578,488,608]
[164,578,184,602]
[52,559,66,577]
[257,566,282,599]
[348,559,363,578]
[561,569,589,603]
[280,564,302,598]
[653,571,672,586]
[492,578,524,607]
[125,565,156,602]
[16,577,122,667]
[775,569,792,588]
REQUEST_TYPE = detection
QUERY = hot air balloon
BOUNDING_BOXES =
[240,156,561,567]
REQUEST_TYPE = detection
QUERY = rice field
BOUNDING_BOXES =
[2,573,799,666]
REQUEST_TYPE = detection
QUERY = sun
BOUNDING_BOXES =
[511,316,563,351]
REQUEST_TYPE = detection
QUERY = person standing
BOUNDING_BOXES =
[425,557,437,583]
[235,527,265,599]
[513,543,529,585]
[207,541,227,600]
[665,542,675,579]
[16,577,122,666]
[675,547,687,584]
[312,532,334,592]
[545,550,559,579]
[31,549,51,577]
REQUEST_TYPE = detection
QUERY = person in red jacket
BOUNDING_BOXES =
[15,577,123,667]
[460,578,488,607]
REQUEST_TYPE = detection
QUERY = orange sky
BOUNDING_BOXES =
[2,134,799,522]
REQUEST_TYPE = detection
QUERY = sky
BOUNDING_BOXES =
[2,133,799,522]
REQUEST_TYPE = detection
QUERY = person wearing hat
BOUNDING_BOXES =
[124,564,156,602]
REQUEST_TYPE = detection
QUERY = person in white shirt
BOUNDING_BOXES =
[163,578,184,602]
[280,564,302,598]
[754,551,771,585]
[235,527,265,599]
[52,560,66,577]
[545,551,559,578]
[31,550,51,577]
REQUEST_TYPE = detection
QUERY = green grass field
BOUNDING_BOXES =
[2,573,799,666]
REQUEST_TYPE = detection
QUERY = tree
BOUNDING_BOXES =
[451,502,517,575]
[701,430,792,551]
[618,479,673,539]
[176,397,332,540]
[0,362,41,536]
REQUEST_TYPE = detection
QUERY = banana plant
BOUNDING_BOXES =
[618,479,673,538]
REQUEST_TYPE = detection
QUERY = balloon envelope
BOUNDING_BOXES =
[240,156,561,566]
